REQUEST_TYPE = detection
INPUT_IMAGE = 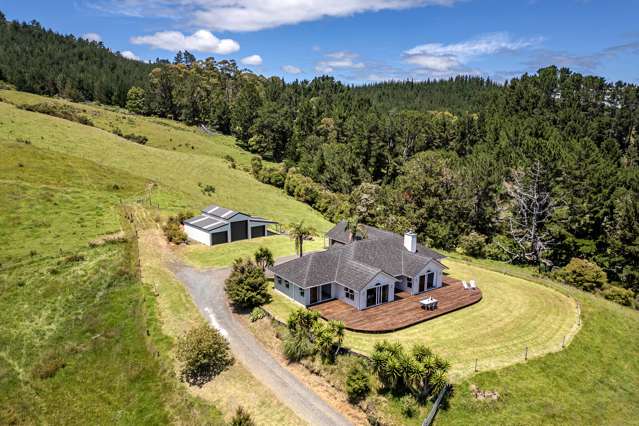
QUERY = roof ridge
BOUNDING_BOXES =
[302,252,316,286]
[334,247,344,283]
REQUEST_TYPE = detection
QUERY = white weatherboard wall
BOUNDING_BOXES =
[358,272,397,310]
[184,224,211,246]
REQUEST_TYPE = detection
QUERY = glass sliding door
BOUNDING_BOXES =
[366,284,390,307]
[380,285,389,303]
[427,272,435,289]
[309,284,332,305]
[310,286,319,304]
[321,284,332,300]
[366,288,377,307]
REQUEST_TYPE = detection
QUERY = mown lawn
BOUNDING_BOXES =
[0,138,221,424]
[436,256,639,425]
[179,234,326,268]
[264,258,578,382]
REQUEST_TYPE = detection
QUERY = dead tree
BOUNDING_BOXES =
[502,160,558,267]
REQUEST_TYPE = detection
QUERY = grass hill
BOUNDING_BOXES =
[0,89,329,424]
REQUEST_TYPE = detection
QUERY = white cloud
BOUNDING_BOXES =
[130,29,240,54]
[282,65,302,74]
[94,0,460,32]
[81,32,102,42]
[315,51,365,73]
[240,54,263,65]
[404,32,541,72]
[120,50,140,60]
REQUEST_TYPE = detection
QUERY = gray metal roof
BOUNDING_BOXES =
[183,214,228,232]
[184,204,278,234]
[202,204,241,220]
[270,223,445,291]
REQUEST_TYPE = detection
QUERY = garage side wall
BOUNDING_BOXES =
[184,225,211,246]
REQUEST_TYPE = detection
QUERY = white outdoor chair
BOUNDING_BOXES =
[462,280,469,290]
[470,280,477,290]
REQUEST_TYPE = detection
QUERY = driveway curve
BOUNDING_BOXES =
[171,262,352,426]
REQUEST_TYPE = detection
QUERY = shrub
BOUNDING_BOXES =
[162,222,187,244]
[254,246,274,271]
[345,362,371,402]
[283,334,315,362]
[371,340,449,398]
[251,155,263,175]
[312,320,345,364]
[399,395,418,418]
[19,102,93,126]
[230,406,255,426]
[601,285,636,307]
[162,212,192,244]
[225,258,272,309]
[112,127,148,144]
[198,182,216,196]
[176,325,234,386]
[249,307,266,322]
[283,308,344,362]
[485,235,515,261]
[224,154,237,168]
[556,258,608,292]
[456,232,487,258]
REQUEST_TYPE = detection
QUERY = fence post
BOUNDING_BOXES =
[562,335,566,348]
[474,358,478,372]
[524,345,528,361]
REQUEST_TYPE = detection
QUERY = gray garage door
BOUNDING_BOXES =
[251,225,265,238]
[231,220,248,241]
[211,231,228,245]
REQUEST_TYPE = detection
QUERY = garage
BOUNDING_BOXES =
[231,220,248,241]
[211,231,228,245]
[183,204,278,246]
[251,225,266,238]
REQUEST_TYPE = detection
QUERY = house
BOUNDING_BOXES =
[183,204,277,246]
[270,221,447,310]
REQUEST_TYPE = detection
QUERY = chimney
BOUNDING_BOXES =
[404,231,417,253]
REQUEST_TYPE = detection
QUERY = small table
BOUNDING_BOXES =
[420,297,438,310]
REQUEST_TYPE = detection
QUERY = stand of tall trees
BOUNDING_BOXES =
[2,13,637,294]
[0,13,153,105]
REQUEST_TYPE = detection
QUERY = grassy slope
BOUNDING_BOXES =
[0,90,259,169]
[0,89,331,232]
[179,234,325,268]
[436,256,639,425]
[0,89,330,424]
[0,140,221,424]
[265,258,578,382]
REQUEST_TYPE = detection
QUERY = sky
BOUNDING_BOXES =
[3,0,639,84]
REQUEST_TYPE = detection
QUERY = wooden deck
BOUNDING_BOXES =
[310,277,482,333]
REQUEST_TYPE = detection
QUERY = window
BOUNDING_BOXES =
[276,276,281,286]
[344,287,355,300]
[285,280,290,289]
[407,277,412,288]
[299,288,305,297]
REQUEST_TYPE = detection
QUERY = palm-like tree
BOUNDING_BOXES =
[345,216,368,242]
[288,221,317,257]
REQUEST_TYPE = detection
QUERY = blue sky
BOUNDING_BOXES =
[3,0,639,83]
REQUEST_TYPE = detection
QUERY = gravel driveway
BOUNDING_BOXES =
[171,262,352,426]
